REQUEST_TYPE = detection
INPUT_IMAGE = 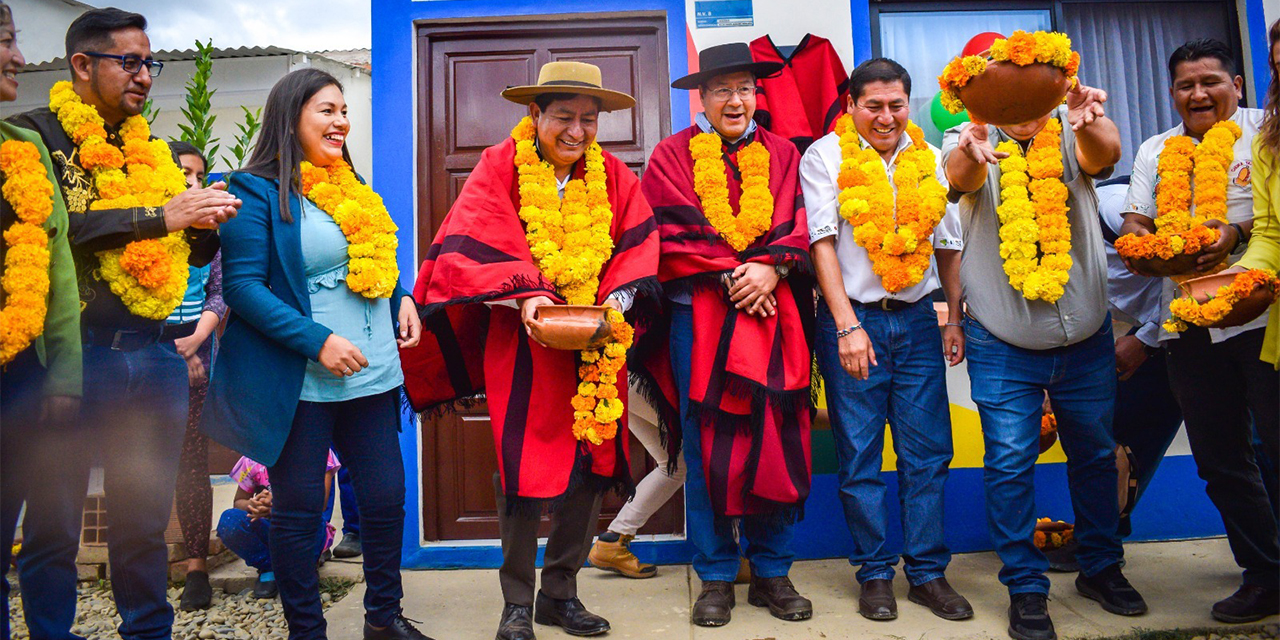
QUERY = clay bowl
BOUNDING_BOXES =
[957,60,1070,126]
[1129,252,1204,278]
[526,305,613,351]
[1177,272,1279,329]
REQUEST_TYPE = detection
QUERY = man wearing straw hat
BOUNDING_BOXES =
[632,42,815,628]
[400,61,660,640]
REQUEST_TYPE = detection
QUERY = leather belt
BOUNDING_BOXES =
[159,321,198,343]
[82,325,164,352]
[852,297,912,312]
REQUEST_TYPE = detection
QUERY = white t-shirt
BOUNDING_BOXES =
[801,129,962,304]
[1123,107,1265,343]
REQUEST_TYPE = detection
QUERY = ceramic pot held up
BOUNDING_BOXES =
[958,60,1070,126]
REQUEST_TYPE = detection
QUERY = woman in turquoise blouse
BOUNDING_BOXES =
[205,69,430,640]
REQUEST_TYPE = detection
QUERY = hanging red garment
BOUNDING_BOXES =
[749,34,849,155]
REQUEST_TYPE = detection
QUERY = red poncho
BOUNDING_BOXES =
[400,138,660,512]
[634,125,814,522]
[750,34,849,155]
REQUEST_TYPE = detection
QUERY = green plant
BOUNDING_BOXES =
[176,39,220,173]
[224,106,262,171]
[142,98,159,125]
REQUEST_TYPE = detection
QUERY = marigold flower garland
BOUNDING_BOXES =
[833,114,947,292]
[1114,121,1242,263]
[511,116,628,444]
[1163,269,1280,332]
[689,132,773,252]
[938,30,1081,115]
[49,81,189,319]
[994,117,1072,303]
[299,160,399,298]
[0,140,55,364]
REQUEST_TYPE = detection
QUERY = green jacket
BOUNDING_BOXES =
[1,120,82,396]
[1240,134,1280,369]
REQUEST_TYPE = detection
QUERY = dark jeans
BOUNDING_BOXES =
[216,509,329,573]
[1165,327,1280,589]
[267,390,406,639]
[1,349,46,640]
[10,340,188,640]
[1111,344,1183,536]
[814,298,953,586]
[965,315,1122,594]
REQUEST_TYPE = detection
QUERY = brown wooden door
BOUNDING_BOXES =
[415,13,681,541]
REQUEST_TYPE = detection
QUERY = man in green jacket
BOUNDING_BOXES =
[0,2,83,637]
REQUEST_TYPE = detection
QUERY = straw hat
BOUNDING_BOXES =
[501,61,636,112]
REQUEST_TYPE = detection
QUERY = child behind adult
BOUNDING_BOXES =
[217,451,340,599]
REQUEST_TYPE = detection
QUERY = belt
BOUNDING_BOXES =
[82,325,164,352]
[852,297,913,312]
[160,321,198,343]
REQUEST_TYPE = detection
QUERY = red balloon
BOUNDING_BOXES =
[962,32,1005,57]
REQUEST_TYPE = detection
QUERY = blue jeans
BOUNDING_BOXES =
[670,303,795,582]
[14,340,188,640]
[965,314,1122,594]
[267,390,406,639]
[815,298,953,585]
[217,509,330,573]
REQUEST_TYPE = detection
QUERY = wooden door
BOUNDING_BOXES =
[415,13,680,541]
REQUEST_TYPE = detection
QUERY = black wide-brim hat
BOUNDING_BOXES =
[672,42,784,90]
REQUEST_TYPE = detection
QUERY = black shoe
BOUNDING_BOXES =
[253,571,278,599]
[364,613,435,640]
[317,548,333,567]
[334,533,363,558]
[1075,563,1147,616]
[691,580,734,627]
[1211,584,1280,623]
[1009,593,1056,640]
[1044,539,1080,573]
[533,591,610,636]
[179,570,212,611]
[496,603,535,640]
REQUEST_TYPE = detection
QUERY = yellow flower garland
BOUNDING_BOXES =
[511,116,628,444]
[0,140,55,364]
[1164,269,1280,332]
[299,160,399,298]
[833,114,947,292]
[994,117,1072,303]
[1114,120,1241,262]
[689,132,773,252]
[49,81,189,319]
[939,31,1081,115]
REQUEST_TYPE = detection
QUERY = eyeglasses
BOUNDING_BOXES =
[707,85,756,102]
[83,52,163,77]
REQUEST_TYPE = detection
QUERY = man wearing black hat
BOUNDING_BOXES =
[632,43,816,628]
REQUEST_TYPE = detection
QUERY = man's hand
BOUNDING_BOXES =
[318,334,368,377]
[184,352,207,386]
[1195,219,1238,272]
[942,324,965,366]
[1066,83,1108,131]
[839,329,877,380]
[956,122,1008,166]
[1114,334,1149,381]
[164,181,241,232]
[40,395,80,430]
[397,296,422,348]
[247,490,272,520]
[519,295,555,347]
[728,263,780,316]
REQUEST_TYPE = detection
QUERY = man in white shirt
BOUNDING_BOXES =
[1119,38,1279,624]
[801,58,970,623]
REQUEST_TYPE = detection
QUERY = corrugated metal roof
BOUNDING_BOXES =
[21,45,304,73]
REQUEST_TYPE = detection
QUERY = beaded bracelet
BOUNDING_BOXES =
[836,323,863,338]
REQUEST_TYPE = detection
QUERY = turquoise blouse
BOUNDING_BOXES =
[298,198,403,402]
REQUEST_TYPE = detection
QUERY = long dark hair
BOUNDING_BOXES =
[1261,20,1280,155]
[240,68,352,222]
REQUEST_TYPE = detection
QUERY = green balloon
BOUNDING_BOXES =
[930,91,970,132]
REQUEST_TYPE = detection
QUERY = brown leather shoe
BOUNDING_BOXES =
[908,577,974,620]
[588,534,656,579]
[691,580,735,627]
[859,578,897,620]
[747,575,813,621]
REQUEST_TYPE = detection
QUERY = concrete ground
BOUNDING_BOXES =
[320,537,1274,640]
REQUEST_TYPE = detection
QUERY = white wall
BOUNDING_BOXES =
[7,0,88,65]
[685,0,856,73]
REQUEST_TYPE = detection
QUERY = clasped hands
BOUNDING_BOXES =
[164,181,241,232]
[723,262,779,318]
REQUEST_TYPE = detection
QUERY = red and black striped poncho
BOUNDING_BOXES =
[400,137,660,512]
[633,124,815,522]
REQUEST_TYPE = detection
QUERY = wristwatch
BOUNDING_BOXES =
[774,263,791,278]
[1229,222,1246,252]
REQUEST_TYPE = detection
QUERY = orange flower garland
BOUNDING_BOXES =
[0,140,55,364]
[299,160,400,298]
[834,114,947,292]
[938,31,1081,115]
[511,117,628,444]
[994,117,1072,303]
[689,132,773,252]
[49,81,189,319]
[1163,269,1280,332]
[1114,121,1242,262]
